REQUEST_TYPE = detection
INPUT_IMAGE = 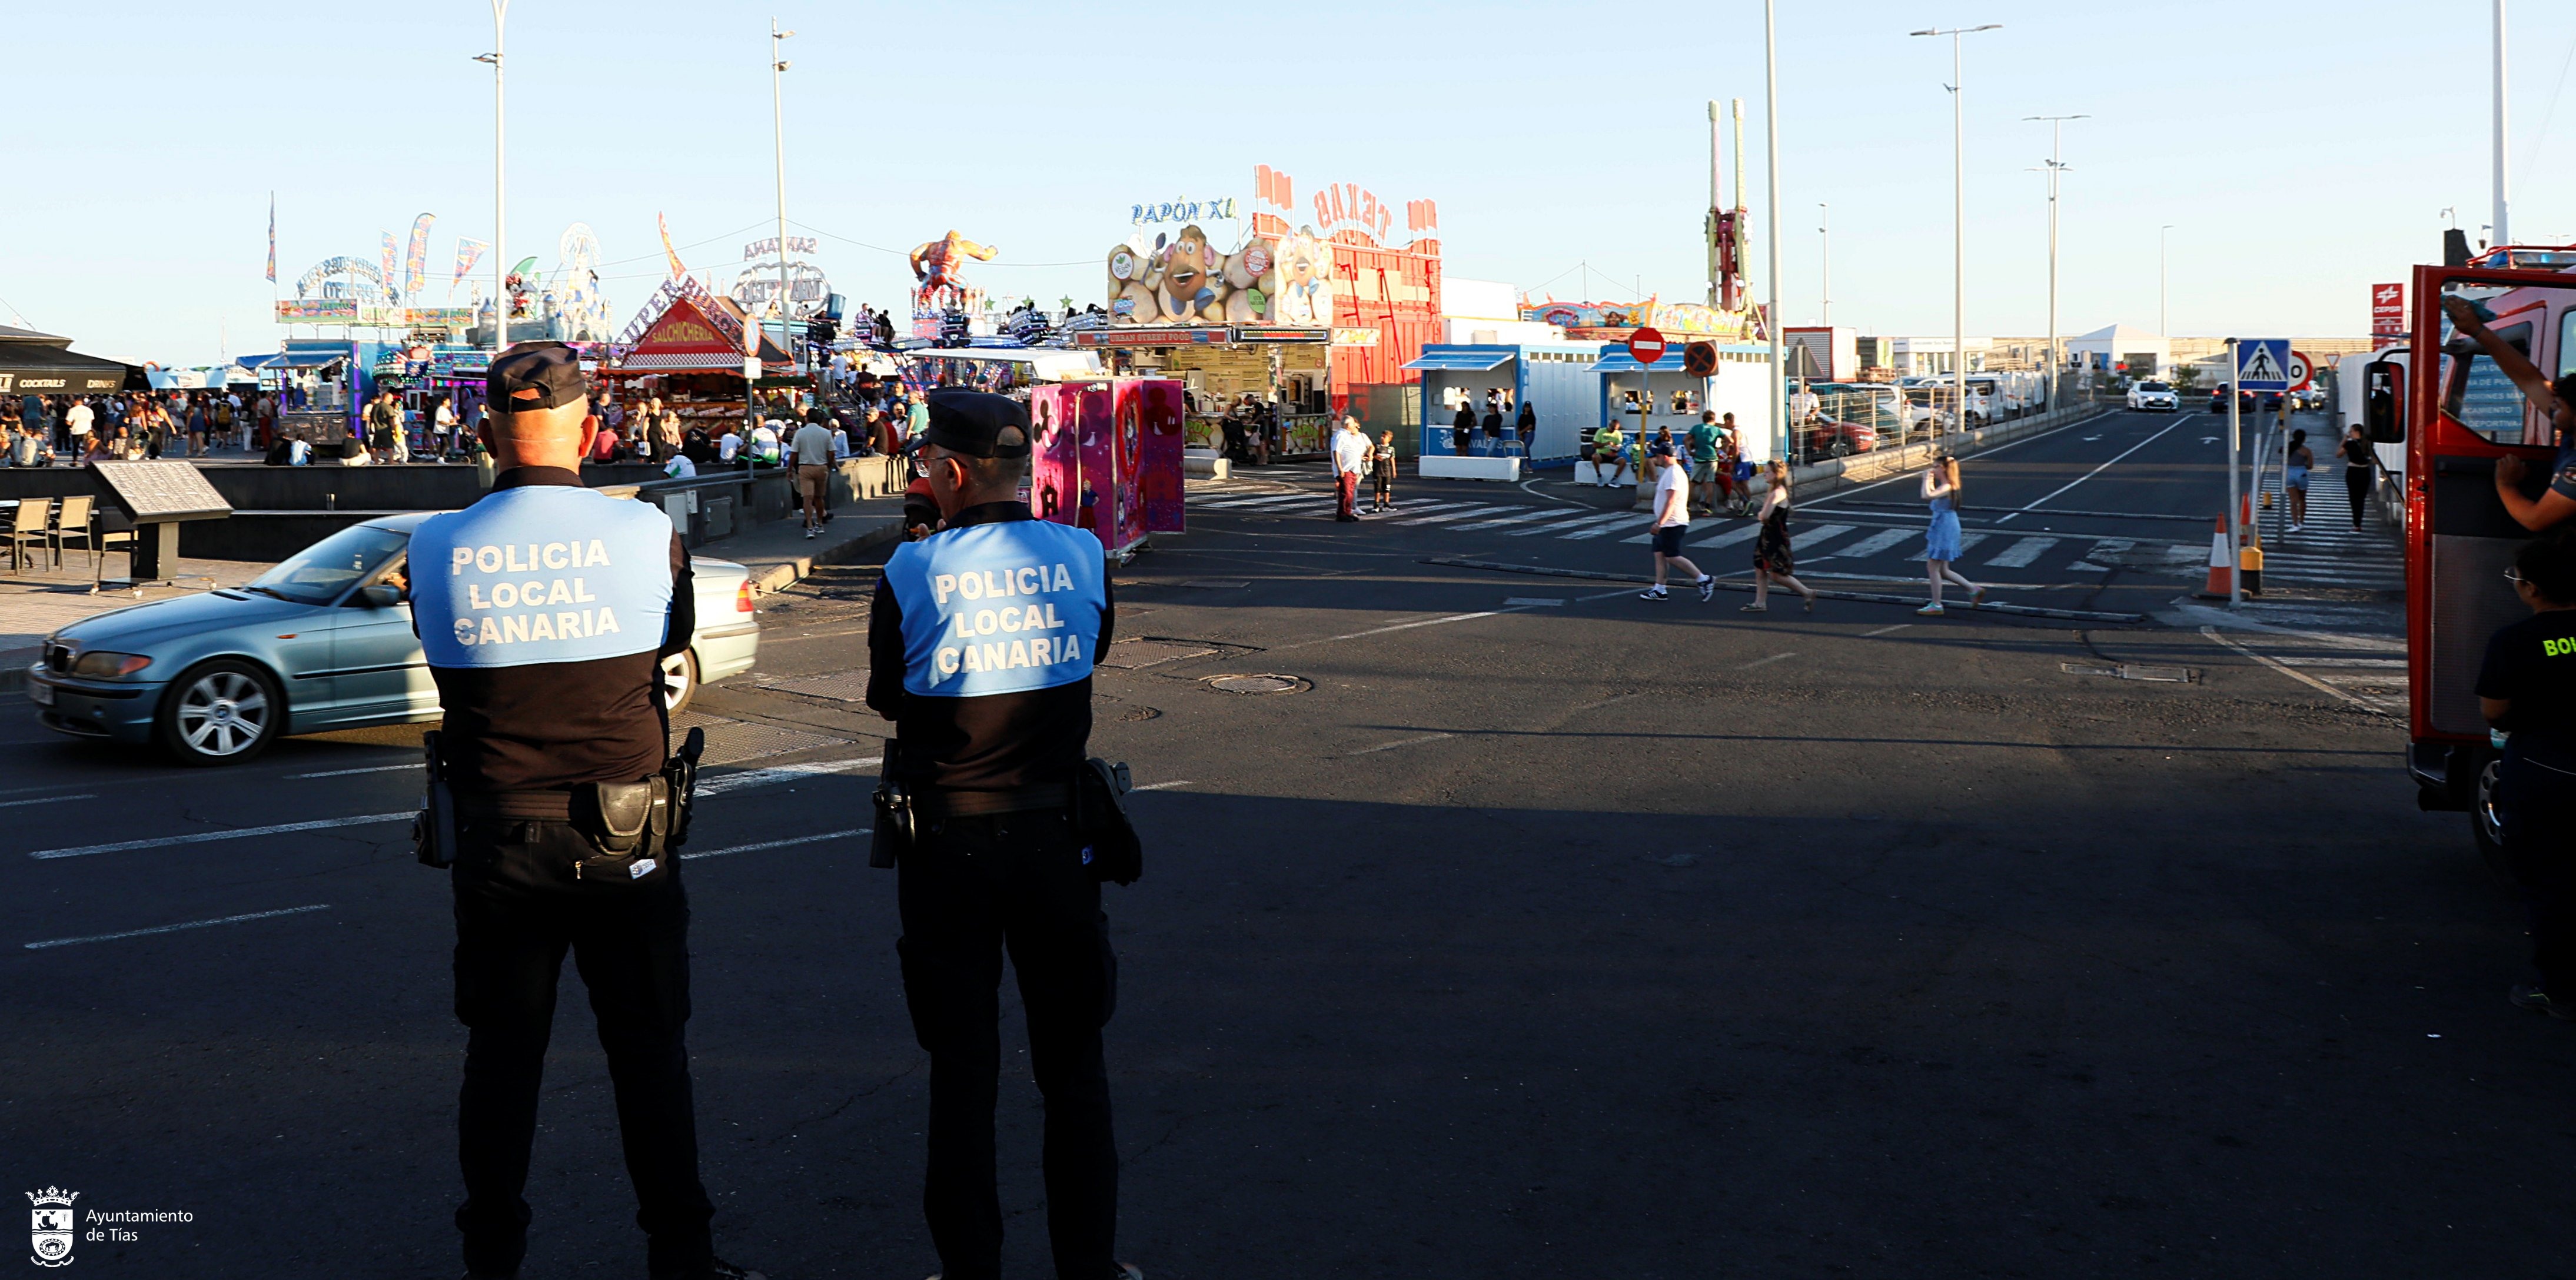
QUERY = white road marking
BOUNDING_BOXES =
[290,763,421,779]
[1348,733,1455,756]
[25,903,333,951]
[0,793,98,809]
[686,829,867,860]
[23,757,887,860]
[1325,611,1499,642]
[1666,522,1849,548]
[1697,523,1765,547]
[1985,536,2061,568]
[1996,416,2189,523]
[1507,513,1630,537]
[2198,627,2387,714]
[1563,517,1648,540]
[1815,528,1913,560]
[1743,651,1799,670]
[1862,623,1913,637]
[2068,537,2133,572]
[1504,597,1568,606]
[1450,509,1565,531]
[1130,780,1194,791]
[1395,506,1514,526]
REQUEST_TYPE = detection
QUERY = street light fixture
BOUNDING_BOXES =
[1911,23,2000,435]
[481,0,510,354]
[2023,114,2086,409]
[770,19,796,363]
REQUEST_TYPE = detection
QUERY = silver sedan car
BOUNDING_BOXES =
[25,511,760,764]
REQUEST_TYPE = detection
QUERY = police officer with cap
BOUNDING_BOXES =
[867,389,1141,1280]
[410,343,762,1280]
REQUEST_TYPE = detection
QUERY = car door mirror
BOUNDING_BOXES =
[354,583,404,609]
[2364,359,2405,444]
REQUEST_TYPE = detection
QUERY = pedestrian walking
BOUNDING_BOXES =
[1638,445,1716,601]
[1917,454,1986,616]
[2282,428,2314,532]
[1744,458,1817,613]
[2340,425,2375,531]
[1685,410,1722,514]
[793,415,835,538]
[405,343,766,1280]
[863,390,1139,1280]
[2480,530,2576,1020]
[1330,415,1368,522]
[1371,430,1398,512]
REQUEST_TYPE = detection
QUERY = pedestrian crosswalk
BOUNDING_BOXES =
[1184,488,2348,586]
[2251,470,2404,593]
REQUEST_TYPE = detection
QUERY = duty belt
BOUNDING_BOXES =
[913,782,1071,817]
[452,790,577,821]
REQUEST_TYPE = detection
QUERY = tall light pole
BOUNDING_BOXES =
[2159,224,2175,338]
[2494,0,2511,246]
[1763,0,1784,463]
[1817,203,1831,327]
[477,1,509,354]
[770,19,796,365]
[2024,114,2085,409]
[1912,23,2001,437]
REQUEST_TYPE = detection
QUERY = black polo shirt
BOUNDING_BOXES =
[418,466,696,792]
[866,501,1115,792]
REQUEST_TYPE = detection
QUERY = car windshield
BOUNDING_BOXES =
[2138,381,2170,391]
[244,525,409,604]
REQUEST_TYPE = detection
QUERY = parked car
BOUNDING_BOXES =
[1799,415,1878,458]
[24,513,761,764]
[2126,380,2179,411]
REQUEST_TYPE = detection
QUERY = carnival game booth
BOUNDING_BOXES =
[1023,377,1186,562]
[1583,342,1779,497]
[599,293,794,438]
[1404,342,1606,480]
[260,338,397,447]
[1072,324,1334,457]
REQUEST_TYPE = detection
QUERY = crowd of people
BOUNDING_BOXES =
[2,388,284,466]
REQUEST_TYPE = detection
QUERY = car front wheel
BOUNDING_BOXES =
[157,659,282,766]
[659,649,698,714]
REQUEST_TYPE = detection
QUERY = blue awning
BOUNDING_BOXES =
[1587,350,1690,373]
[1402,348,1514,372]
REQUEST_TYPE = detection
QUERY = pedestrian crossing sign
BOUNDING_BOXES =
[2235,340,2292,391]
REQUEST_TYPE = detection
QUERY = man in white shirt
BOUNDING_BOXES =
[663,452,697,480]
[792,418,836,538]
[718,426,743,466]
[64,398,94,448]
[1638,444,1714,601]
[1329,415,1370,522]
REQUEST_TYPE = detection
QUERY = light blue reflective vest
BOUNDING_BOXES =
[886,517,1105,698]
[411,485,677,669]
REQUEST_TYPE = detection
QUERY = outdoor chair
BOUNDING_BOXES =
[89,508,135,589]
[50,494,95,572]
[6,498,51,574]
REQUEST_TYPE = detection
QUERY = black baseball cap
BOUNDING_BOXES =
[922,390,1031,458]
[486,342,587,411]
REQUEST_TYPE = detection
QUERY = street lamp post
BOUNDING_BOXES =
[2159,224,2175,339]
[1817,202,1830,327]
[477,1,510,354]
[1763,0,1784,464]
[2024,114,2085,411]
[770,19,795,365]
[2495,0,2511,247]
[1912,23,2000,438]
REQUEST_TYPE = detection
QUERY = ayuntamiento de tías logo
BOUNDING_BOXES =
[28,1186,78,1268]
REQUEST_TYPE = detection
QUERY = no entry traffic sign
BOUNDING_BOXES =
[2285,350,2315,391]
[1627,326,1667,366]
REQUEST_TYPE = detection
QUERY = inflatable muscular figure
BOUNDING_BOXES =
[909,230,998,305]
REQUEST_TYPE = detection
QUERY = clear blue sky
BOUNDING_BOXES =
[8,0,2572,366]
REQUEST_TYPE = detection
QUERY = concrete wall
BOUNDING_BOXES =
[0,461,667,510]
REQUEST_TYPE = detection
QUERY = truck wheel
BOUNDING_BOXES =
[2472,756,2513,884]
[157,659,282,766]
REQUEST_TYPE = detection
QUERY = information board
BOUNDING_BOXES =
[87,461,234,522]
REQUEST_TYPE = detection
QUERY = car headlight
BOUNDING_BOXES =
[69,651,152,679]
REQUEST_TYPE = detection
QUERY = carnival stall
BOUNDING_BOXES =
[600,285,793,435]
[1025,377,1186,561]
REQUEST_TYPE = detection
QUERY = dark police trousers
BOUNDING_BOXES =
[451,817,714,1276]
[2501,756,2576,996]
[898,807,1118,1280]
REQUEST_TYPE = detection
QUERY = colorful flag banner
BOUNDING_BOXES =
[660,213,689,281]
[403,213,436,300]
[380,232,398,299]
[265,194,276,284]
[453,238,489,288]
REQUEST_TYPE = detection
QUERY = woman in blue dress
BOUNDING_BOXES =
[1919,453,1986,616]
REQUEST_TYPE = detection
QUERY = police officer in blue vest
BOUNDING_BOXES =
[410,343,762,1280]
[866,390,1139,1280]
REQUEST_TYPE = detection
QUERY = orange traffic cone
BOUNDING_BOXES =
[2199,516,2233,598]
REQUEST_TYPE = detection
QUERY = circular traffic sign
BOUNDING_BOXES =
[1627,326,1667,366]
[2285,349,2314,391]
[1682,341,1719,377]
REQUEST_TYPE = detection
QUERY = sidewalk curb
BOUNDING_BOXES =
[737,515,906,596]
[1424,557,2148,623]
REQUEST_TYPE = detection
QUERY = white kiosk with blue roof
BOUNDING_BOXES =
[1404,341,1612,481]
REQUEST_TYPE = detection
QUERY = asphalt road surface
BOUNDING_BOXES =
[5,417,2548,1279]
